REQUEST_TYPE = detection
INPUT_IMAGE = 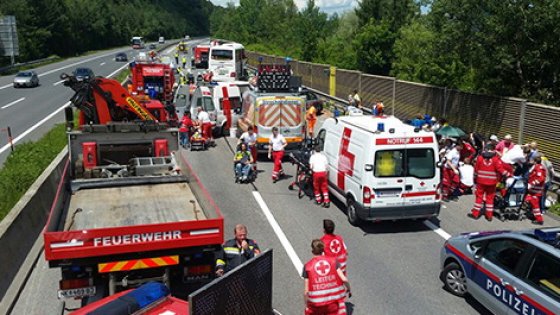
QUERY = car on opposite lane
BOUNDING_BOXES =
[72,67,95,81]
[440,228,560,315]
[115,52,128,62]
[13,71,39,88]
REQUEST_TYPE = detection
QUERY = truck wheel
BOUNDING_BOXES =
[442,262,468,297]
[346,197,361,226]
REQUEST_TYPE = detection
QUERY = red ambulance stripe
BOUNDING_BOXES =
[264,106,281,126]
[375,136,434,145]
[402,191,437,198]
[283,105,300,125]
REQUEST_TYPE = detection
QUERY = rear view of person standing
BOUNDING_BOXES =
[303,239,350,315]
[268,126,287,183]
[321,219,348,275]
[525,154,546,225]
[310,146,330,207]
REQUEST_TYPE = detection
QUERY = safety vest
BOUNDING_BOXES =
[182,57,187,63]
[321,234,348,274]
[474,155,507,186]
[528,164,546,195]
[305,256,345,307]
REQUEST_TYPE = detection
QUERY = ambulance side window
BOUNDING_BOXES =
[483,238,529,273]
[525,251,560,302]
[316,129,326,151]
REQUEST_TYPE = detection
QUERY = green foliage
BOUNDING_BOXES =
[549,202,560,217]
[0,0,215,65]
[114,68,131,84]
[354,18,396,75]
[0,124,67,221]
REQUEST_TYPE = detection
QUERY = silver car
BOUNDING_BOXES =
[13,71,39,88]
[440,228,560,314]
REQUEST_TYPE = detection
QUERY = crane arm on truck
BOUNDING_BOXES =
[61,73,157,124]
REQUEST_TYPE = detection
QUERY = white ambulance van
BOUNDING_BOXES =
[317,115,441,225]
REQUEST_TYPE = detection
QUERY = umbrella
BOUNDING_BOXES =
[435,125,466,138]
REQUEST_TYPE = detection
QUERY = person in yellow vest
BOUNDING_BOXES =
[181,56,187,69]
[174,51,179,65]
[306,104,317,138]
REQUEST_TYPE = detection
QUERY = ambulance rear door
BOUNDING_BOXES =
[371,134,408,210]
[402,134,439,209]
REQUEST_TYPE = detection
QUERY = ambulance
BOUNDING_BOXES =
[317,115,441,225]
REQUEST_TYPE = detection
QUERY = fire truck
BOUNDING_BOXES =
[130,61,176,105]
[192,45,210,69]
[235,64,306,152]
[43,74,224,306]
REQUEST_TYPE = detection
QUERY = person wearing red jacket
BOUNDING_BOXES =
[303,239,350,315]
[320,220,348,275]
[459,138,476,161]
[525,154,546,225]
[468,144,511,221]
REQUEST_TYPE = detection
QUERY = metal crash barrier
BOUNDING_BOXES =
[189,249,273,315]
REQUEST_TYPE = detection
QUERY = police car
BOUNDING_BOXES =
[440,228,560,314]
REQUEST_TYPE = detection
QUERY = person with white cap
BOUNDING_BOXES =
[489,134,499,145]
[495,134,515,156]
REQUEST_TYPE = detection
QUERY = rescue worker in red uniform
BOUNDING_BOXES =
[268,127,287,183]
[459,138,476,162]
[310,146,330,207]
[303,239,351,315]
[442,142,462,201]
[468,144,511,221]
[320,220,348,275]
[525,154,546,225]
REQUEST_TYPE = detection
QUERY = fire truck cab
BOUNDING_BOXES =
[318,115,441,225]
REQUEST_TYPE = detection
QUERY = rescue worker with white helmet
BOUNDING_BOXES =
[303,239,350,315]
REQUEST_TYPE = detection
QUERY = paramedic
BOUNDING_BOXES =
[238,125,258,167]
[321,219,348,275]
[196,106,213,141]
[442,142,462,201]
[234,143,254,182]
[541,155,555,210]
[215,224,260,276]
[496,134,515,156]
[303,239,350,315]
[459,137,476,161]
[310,146,330,207]
[458,157,474,195]
[306,104,318,138]
[468,144,511,221]
[268,127,287,183]
[525,154,546,225]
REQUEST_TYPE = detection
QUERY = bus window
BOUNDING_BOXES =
[211,50,233,61]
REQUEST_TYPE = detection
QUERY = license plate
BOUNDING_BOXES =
[57,286,96,299]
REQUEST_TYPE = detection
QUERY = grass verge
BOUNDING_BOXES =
[549,203,560,217]
[0,124,67,221]
[115,68,131,83]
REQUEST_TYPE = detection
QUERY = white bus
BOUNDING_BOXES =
[131,36,145,49]
[208,43,246,82]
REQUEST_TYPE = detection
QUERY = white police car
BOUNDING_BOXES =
[440,228,560,314]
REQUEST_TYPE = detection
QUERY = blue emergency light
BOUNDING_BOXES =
[377,122,384,132]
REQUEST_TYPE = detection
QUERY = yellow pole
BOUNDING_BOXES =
[329,66,336,96]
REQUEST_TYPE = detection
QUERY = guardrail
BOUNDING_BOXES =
[0,56,59,75]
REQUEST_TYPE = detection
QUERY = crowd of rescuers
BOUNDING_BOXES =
[429,117,555,225]
[215,221,351,314]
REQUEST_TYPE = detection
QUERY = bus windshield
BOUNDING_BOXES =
[211,50,233,61]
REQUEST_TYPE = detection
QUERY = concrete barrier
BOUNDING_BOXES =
[0,148,68,310]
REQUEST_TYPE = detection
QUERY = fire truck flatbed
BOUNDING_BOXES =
[64,182,206,231]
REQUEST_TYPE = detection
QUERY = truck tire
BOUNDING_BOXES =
[346,196,361,226]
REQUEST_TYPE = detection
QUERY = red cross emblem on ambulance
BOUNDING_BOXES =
[337,127,355,190]
[314,260,331,277]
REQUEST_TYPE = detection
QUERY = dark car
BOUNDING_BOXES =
[72,67,95,81]
[115,52,128,62]
[13,71,39,88]
[300,89,324,114]
[149,43,157,50]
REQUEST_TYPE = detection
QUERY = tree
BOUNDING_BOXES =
[354,18,395,75]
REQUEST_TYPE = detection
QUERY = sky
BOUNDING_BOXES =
[209,0,357,14]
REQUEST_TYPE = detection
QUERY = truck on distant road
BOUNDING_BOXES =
[131,36,145,49]
[43,74,224,306]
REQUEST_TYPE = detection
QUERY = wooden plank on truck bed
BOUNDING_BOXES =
[64,182,206,230]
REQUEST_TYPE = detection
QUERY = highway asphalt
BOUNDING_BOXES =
[7,41,559,315]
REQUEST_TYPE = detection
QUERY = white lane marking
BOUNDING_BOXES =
[100,62,106,66]
[252,191,304,275]
[0,102,69,155]
[1,97,25,109]
[53,80,65,86]
[107,63,130,78]
[423,220,452,240]
[0,50,123,90]
[165,46,176,54]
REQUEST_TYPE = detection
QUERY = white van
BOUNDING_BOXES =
[208,43,246,82]
[317,115,441,225]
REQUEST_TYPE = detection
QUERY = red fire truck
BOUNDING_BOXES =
[130,62,175,104]
[192,45,210,69]
[44,74,224,306]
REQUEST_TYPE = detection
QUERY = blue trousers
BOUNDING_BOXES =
[235,163,251,177]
